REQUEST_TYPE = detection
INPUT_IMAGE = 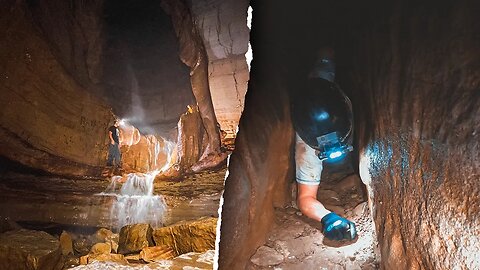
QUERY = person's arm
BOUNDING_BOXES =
[297,183,330,221]
[108,130,115,145]
[298,182,357,241]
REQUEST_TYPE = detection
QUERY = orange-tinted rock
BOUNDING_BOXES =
[219,60,295,269]
[94,228,114,243]
[175,106,206,172]
[0,1,113,177]
[139,246,175,262]
[81,253,128,265]
[89,242,111,256]
[118,224,154,254]
[162,0,223,163]
[59,231,74,256]
[153,217,217,256]
[0,229,62,270]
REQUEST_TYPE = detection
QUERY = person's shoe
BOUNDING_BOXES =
[320,212,357,241]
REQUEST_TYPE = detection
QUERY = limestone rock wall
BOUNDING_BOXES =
[219,61,295,268]
[0,1,113,175]
[162,0,222,159]
[191,0,250,138]
[219,0,479,269]
[352,1,480,269]
[26,0,105,88]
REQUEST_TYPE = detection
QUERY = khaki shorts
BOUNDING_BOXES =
[295,133,322,185]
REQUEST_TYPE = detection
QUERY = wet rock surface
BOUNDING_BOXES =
[0,168,225,228]
[153,217,217,256]
[72,250,215,270]
[0,229,62,270]
[140,246,175,262]
[351,1,480,269]
[118,224,154,254]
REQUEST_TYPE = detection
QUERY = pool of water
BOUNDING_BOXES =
[0,168,226,230]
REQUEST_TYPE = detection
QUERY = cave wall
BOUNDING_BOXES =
[191,0,250,138]
[219,0,479,269]
[161,0,224,160]
[25,0,105,89]
[353,1,480,269]
[0,0,113,176]
[218,3,295,265]
[219,74,294,269]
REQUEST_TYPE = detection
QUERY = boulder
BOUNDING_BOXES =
[59,231,74,256]
[89,242,111,255]
[73,236,94,256]
[106,233,119,254]
[80,253,128,265]
[140,246,175,262]
[118,224,154,254]
[153,217,217,256]
[94,228,114,243]
[0,229,61,270]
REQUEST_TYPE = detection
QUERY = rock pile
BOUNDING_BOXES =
[0,216,217,269]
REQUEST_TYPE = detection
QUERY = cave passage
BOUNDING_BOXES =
[102,0,194,137]
[220,0,479,269]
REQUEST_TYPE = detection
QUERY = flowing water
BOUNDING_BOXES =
[99,137,177,229]
[101,171,167,229]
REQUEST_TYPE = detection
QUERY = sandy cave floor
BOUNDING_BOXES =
[247,158,380,269]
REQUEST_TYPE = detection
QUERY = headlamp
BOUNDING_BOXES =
[316,132,353,161]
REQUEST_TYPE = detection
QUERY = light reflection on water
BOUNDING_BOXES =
[99,171,167,230]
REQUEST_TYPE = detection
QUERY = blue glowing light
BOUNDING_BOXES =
[314,111,330,121]
[329,151,343,159]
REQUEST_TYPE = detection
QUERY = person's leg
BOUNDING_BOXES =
[113,143,121,168]
[107,144,115,166]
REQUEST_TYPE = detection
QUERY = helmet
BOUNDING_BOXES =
[291,78,354,160]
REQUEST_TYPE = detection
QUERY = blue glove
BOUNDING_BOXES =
[320,212,357,241]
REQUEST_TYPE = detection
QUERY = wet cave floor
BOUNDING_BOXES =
[0,168,226,232]
[0,168,226,269]
[248,158,380,269]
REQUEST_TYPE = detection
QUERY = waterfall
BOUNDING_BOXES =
[103,171,167,229]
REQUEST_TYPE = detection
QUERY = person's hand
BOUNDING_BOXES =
[320,212,357,241]
[111,141,115,145]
